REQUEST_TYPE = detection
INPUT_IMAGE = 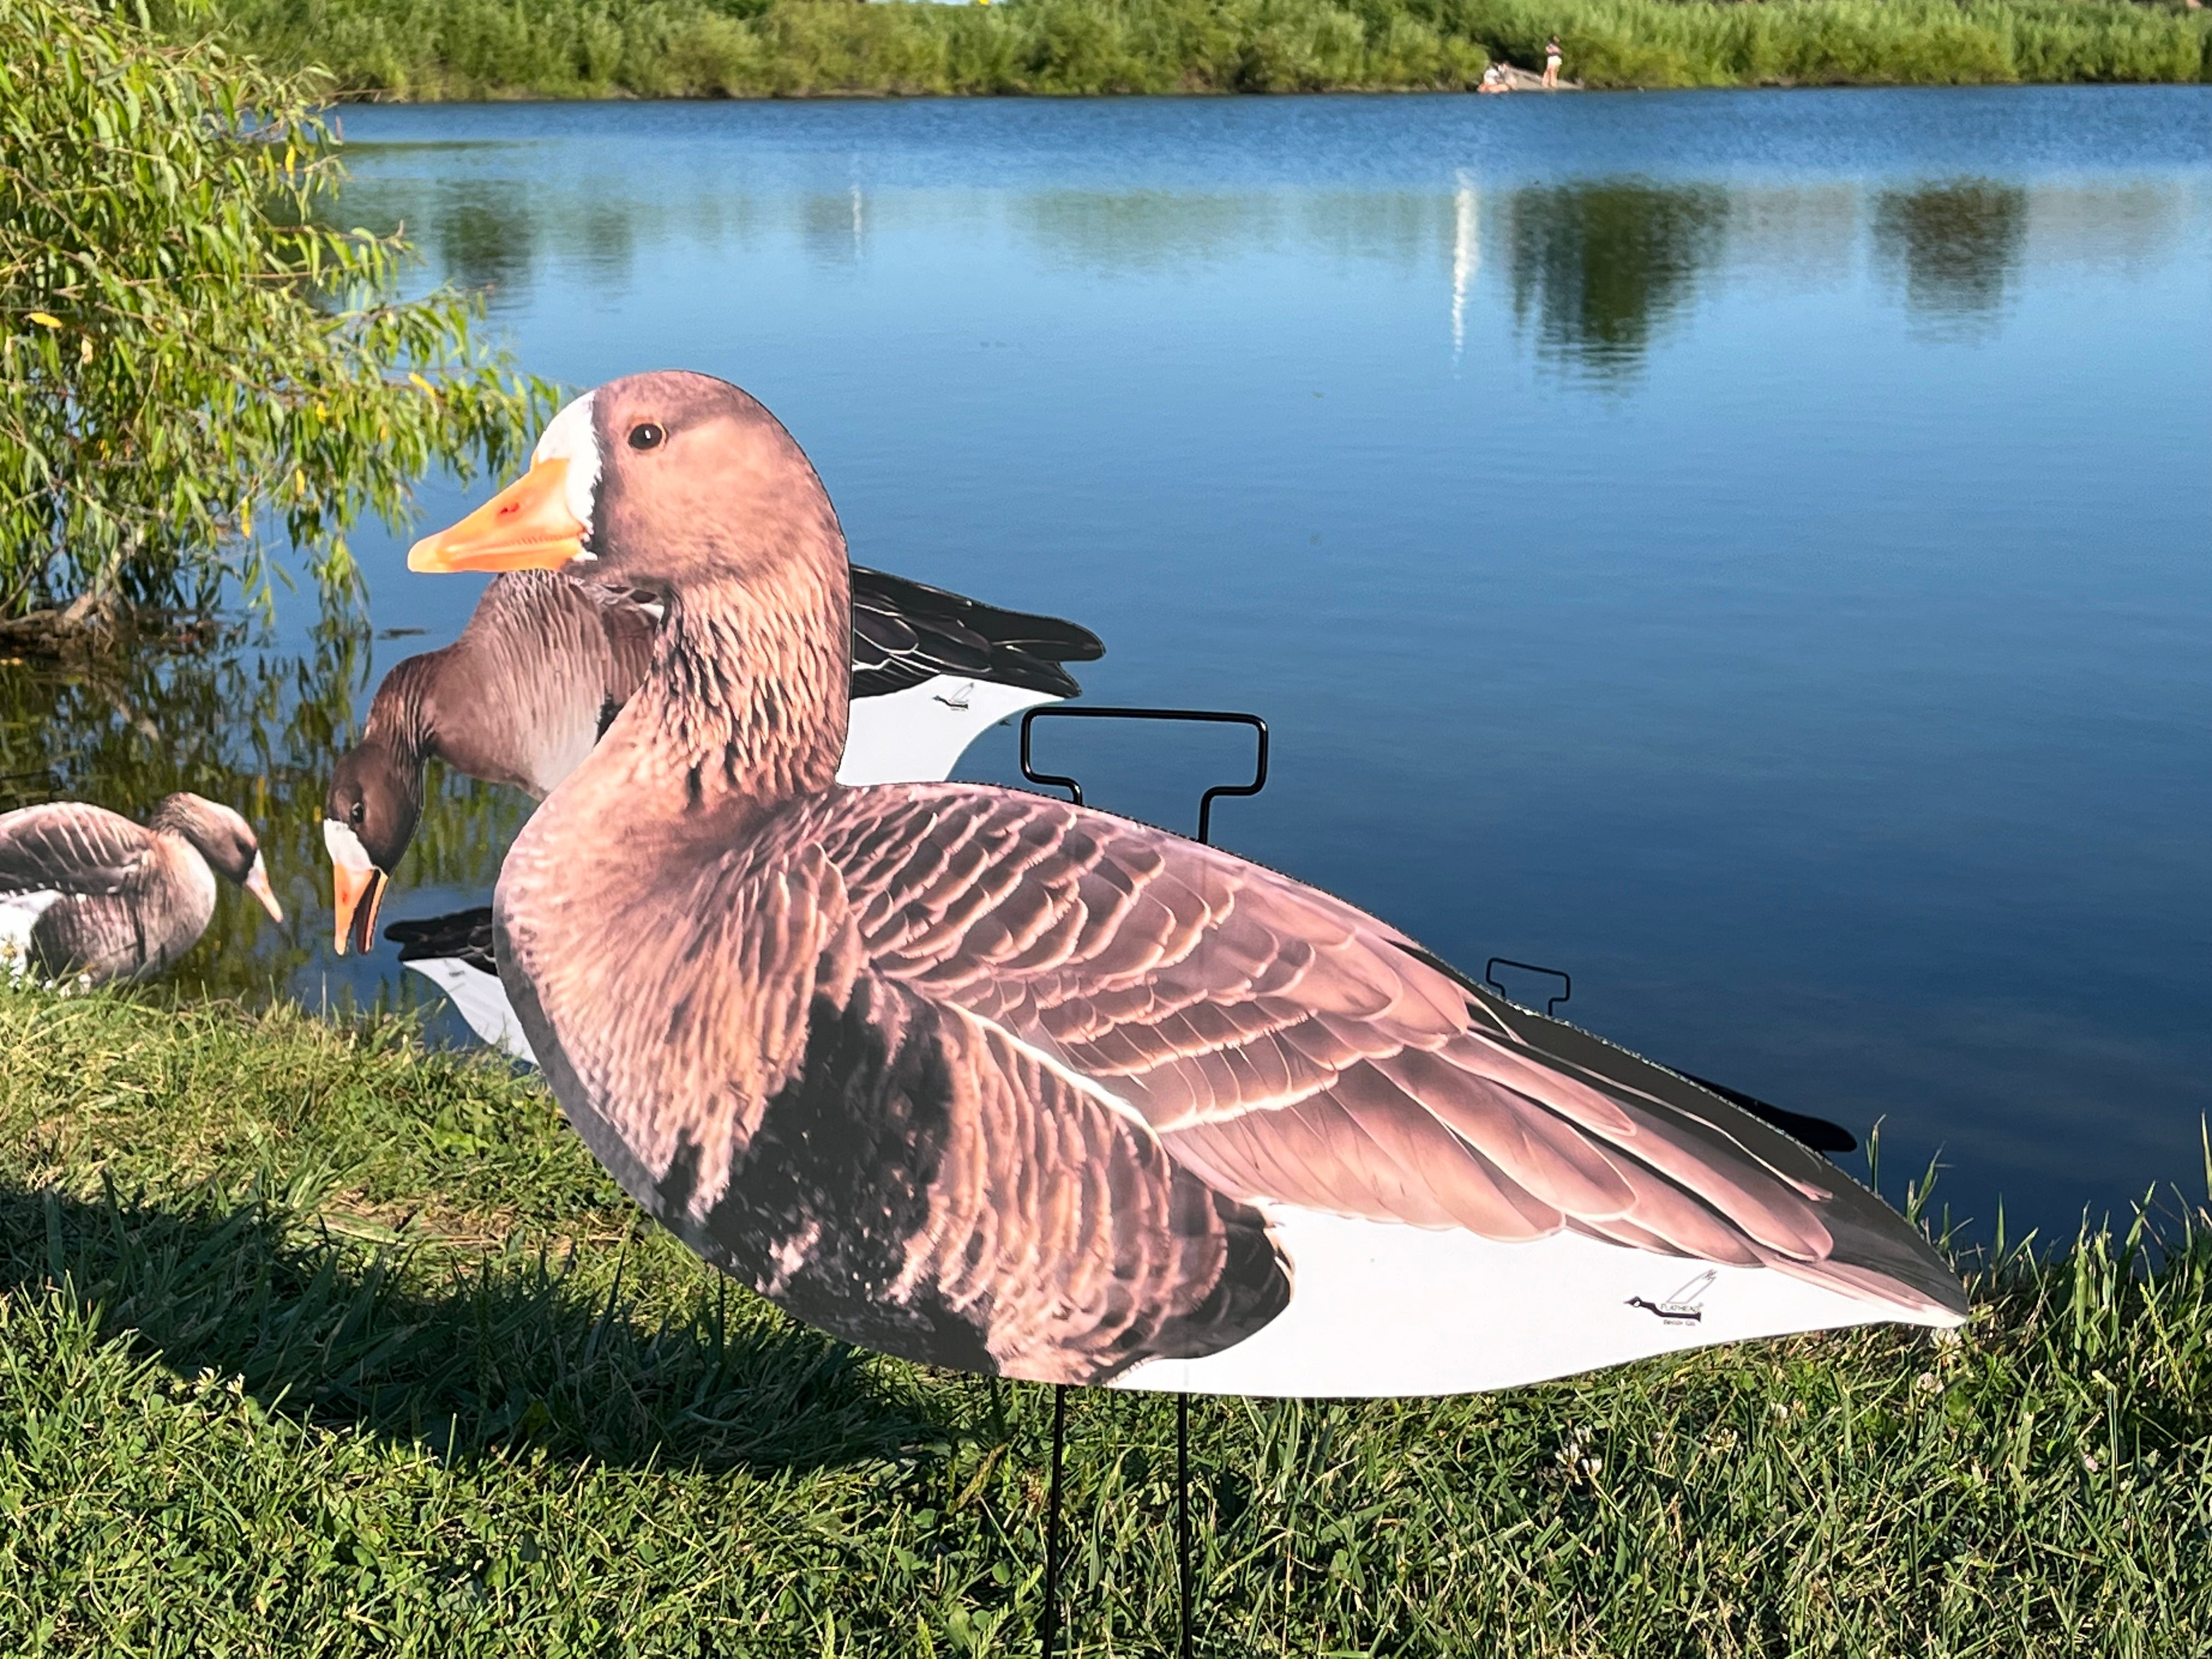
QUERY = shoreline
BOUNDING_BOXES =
[173,0,2212,105]
[322,74,2211,105]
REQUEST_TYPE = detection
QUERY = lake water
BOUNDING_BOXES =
[15,87,2205,1244]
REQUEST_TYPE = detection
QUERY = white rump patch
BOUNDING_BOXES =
[322,819,374,873]
[1117,1206,1963,1400]
[0,890,64,979]
[531,390,601,556]
[837,680,1062,787]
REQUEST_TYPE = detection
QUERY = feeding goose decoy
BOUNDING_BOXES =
[325,565,1101,956]
[0,793,283,985]
[324,569,654,956]
[406,372,1965,1397]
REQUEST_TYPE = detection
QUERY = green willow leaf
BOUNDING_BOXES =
[0,0,557,623]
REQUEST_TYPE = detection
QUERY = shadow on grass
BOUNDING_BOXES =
[0,1174,954,1476]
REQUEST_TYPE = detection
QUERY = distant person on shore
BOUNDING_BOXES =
[1479,61,1510,94]
[1543,35,1563,88]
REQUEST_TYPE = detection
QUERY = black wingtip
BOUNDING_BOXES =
[386,904,497,975]
[849,565,1106,701]
[1380,940,1863,1157]
[855,565,1108,662]
[1667,1069,1860,1155]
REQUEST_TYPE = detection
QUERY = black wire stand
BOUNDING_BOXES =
[1020,703,1271,1659]
[1483,956,1571,1016]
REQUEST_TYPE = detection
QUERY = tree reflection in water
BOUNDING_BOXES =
[1505,182,1730,383]
[1872,179,2029,337]
[429,185,541,301]
[0,615,523,1005]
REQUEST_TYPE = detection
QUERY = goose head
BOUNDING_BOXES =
[323,742,422,955]
[410,372,853,803]
[150,793,283,922]
[407,372,838,596]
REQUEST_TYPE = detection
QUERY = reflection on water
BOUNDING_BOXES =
[354,167,2197,385]
[1872,180,2029,336]
[430,190,539,297]
[89,89,2212,1241]
[804,185,868,268]
[1505,182,1729,380]
[1451,173,1478,359]
[0,626,521,1005]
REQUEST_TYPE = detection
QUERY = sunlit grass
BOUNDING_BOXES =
[1,985,2207,1654]
[166,0,2212,100]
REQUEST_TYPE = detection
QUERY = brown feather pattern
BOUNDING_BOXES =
[0,802,153,896]
[518,771,1959,1323]
[667,781,1958,1318]
[0,798,243,984]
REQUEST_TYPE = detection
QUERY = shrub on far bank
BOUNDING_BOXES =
[179,0,1487,97]
[1427,0,2212,89]
[0,0,551,627]
[168,0,2212,100]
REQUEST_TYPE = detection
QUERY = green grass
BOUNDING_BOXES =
[1,985,2209,1655]
[168,0,2212,99]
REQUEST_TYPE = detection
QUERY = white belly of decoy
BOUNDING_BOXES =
[834,678,1060,788]
[403,956,538,1062]
[0,890,64,979]
[1115,1206,1962,1399]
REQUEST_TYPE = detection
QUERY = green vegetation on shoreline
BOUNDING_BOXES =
[0,0,549,627]
[2,985,2207,1653]
[174,0,2212,99]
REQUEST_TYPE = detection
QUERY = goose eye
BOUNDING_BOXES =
[349,802,364,825]
[628,422,665,452]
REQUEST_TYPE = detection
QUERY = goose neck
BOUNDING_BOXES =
[609,565,850,819]
[363,652,438,771]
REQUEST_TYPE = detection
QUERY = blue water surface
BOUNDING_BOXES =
[313,87,2211,1242]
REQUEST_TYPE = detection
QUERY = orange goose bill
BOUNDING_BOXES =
[337,461,1097,958]
[324,819,385,957]
[408,373,1967,1398]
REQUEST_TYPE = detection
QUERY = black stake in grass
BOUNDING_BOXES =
[1177,1390,1194,1659]
[1020,706,1269,1659]
[1042,1384,1067,1659]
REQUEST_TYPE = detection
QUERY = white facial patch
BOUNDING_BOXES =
[323,819,374,873]
[531,391,601,560]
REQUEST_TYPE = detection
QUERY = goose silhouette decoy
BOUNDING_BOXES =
[0,794,282,985]
[406,373,1966,1397]
[325,565,1101,956]
[324,570,654,955]
[381,904,533,1058]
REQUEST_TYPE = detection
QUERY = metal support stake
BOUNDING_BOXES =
[1176,1391,1193,1659]
[1042,1384,1068,1659]
[1018,706,1269,1659]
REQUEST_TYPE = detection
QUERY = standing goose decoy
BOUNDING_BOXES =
[0,793,283,985]
[407,373,1965,1397]
[326,566,1102,958]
